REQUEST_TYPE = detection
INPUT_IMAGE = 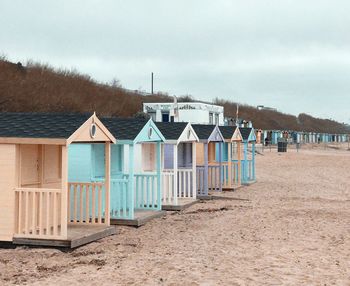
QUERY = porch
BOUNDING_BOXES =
[13,181,114,248]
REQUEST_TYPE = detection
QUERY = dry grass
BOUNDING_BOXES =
[0,58,348,133]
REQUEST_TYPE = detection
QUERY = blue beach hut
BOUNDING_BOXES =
[69,118,166,226]
[239,127,257,185]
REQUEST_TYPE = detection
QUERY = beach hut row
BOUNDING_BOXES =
[0,112,256,248]
[255,129,349,145]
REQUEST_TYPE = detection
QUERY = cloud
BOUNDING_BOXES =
[1,0,349,123]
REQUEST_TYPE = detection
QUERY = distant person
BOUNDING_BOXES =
[265,137,269,146]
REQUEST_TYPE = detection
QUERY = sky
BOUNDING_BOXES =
[1,0,349,123]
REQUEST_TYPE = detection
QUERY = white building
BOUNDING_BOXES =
[143,101,225,125]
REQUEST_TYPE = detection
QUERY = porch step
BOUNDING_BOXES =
[162,199,198,211]
[13,225,116,248]
[110,210,166,227]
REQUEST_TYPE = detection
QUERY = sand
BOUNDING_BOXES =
[1,144,350,285]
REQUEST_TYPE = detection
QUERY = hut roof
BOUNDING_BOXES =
[218,126,237,140]
[0,112,91,139]
[101,118,148,140]
[155,122,189,140]
[239,127,253,141]
[191,124,216,140]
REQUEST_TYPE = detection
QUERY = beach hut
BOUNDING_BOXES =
[239,127,257,185]
[69,118,166,226]
[218,126,243,190]
[191,124,225,199]
[0,112,116,248]
[155,122,199,211]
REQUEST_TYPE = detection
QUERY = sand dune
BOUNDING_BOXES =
[1,145,350,285]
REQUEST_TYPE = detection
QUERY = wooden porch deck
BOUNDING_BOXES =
[13,225,116,248]
[162,198,198,211]
[110,209,166,227]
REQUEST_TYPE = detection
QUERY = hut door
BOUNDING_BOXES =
[20,145,40,187]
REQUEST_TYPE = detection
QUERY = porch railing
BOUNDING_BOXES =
[196,165,221,196]
[68,182,107,225]
[242,159,255,183]
[178,168,194,198]
[222,161,240,188]
[135,173,160,210]
[110,176,131,219]
[14,188,63,239]
[162,170,176,204]
[162,168,194,204]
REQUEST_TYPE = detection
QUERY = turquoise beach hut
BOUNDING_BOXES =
[239,127,256,185]
[69,118,166,226]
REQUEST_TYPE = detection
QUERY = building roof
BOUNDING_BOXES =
[239,127,253,141]
[155,122,189,140]
[219,126,237,140]
[191,124,218,140]
[0,112,91,139]
[101,118,148,140]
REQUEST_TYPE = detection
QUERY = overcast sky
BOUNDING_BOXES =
[1,0,349,123]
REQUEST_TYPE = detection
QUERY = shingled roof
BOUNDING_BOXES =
[0,112,91,138]
[155,122,189,140]
[191,124,221,141]
[101,118,148,140]
[239,127,253,141]
[219,126,237,140]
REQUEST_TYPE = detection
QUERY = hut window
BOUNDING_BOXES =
[142,143,156,171]
[209,112,214,124]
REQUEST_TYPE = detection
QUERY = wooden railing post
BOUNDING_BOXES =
[203,143,208,196]
[105,142,111,225]
[173,144,178,205]
[227,142,232,188]
[61,145,68,239]
[237,141,241,186]
[128,144,135,219]
[192,141,196,199]
[218,142,222,192]
[156,142,161,210]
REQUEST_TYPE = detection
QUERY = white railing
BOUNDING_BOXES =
[177,168,194,198]
[14,188,62,239]
[68,182,107,225]
[162,170,176,204]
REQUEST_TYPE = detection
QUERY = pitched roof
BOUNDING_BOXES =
[155,122,188,140]
[219,126,237,140]
[101,118,148,140]
[239,127,253,141]
[191,124,217,140]
[0,112,91,139]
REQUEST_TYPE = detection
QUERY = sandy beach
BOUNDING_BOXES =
[1,144,350,285]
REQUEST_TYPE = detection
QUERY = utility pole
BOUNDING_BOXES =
[151,72,154,94]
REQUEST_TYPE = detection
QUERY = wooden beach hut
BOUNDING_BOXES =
[0,112,116,248]
[69,118,166,226]
[239,127,257,185]
[155,122,199,211]
[218,126,243,190]
[191,124,225,199]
